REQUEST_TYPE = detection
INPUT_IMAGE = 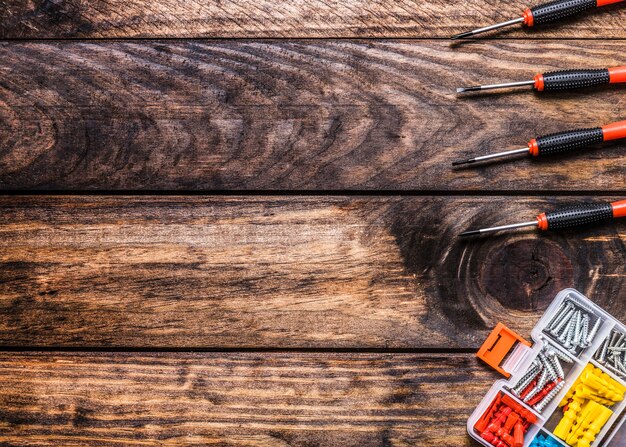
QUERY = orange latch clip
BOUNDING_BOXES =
[477,323,531,378]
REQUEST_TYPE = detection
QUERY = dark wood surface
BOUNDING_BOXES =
[1,40,626,191]
[1,0,624,38]
[1,196,625,348]
[0,352,494,446]
[0,0,625,445]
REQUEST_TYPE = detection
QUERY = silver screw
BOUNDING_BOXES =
[525,366,549,402]
[595,337,608,360]
[546,350,564,379]
[578,314,589,347]
[546,341,574,363]
[572,311,583,346]
[594,329,626,378]
[603,362,625,378]
[551,308,575,336]
[599,336,610,362]
[567,297,596,316]
[586,317,602,346]
[534,381,565,412]
[512,361,540,395]
[549,302,573,331]
[562,312,579,349]
[540,353,559,383]
[610,331,620,347]
[559,314,576,345]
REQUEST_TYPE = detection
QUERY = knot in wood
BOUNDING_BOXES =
[479,239,573,311]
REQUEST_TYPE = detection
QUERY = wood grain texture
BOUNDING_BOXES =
[0,352,497,446]
[1,196,624,348]
[2,41,626,192]
[1,0,624,38]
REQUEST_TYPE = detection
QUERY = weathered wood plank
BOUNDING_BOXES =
[1,196,624,348]
[0,352,496,446]
[1,0,624,38]
[1,41,625,192]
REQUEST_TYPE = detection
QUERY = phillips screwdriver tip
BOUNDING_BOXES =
[459,230,481,238]
[452,158,476,166]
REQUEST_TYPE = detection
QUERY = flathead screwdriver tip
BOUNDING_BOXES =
[451,31,474,40]
[459,229,481,238]
[452,158,476,166]
[456,86,481,93]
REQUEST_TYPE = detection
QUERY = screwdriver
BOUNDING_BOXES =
[451,0,624,39]
[460,199,626,237]
[457,66,626,94]
[452,119,626,166]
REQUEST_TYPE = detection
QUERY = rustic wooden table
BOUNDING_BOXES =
[0,1,625,445]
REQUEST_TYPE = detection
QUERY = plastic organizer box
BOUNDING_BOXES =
[468,289,625,447]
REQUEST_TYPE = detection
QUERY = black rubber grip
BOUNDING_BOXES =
[542,69,610,91]
[530,0,597,26]
[545,202,613,230]
[535,127,604,156]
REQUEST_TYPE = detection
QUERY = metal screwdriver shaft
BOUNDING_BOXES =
[452,148,529,166]
[451,18,524,40]
[460,221,539,237]
[457,80,535,93]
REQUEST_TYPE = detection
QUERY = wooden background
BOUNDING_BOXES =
[0,1,625,446]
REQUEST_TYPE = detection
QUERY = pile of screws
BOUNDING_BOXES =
[511,344,573,412]
[545,298,603,354]
[594,329,626,378]
[475,392,537,447]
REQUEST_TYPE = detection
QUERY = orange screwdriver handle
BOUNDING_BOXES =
[609,66,626,83]
[527,119,626,156]
[528,127,603,156]
[523,0,623,27]
[533,66,626,91]
[612,199,626,218]
[536,200,626,231]
[602,119,626,141]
